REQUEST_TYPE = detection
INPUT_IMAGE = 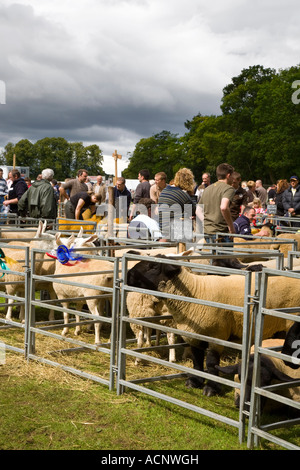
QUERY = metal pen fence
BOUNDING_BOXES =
[117,252,261,444]
[26,246,120,390]
[247,268,300,450]
[0,243,30,357]
[0,232,299,448]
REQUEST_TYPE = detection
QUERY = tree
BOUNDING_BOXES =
[123,131,182,181]
[2,139,35,170]
[0,137,104,181]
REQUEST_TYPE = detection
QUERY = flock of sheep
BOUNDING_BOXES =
[1,220,300,418]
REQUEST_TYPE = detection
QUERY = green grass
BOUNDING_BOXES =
[0,359,248,451]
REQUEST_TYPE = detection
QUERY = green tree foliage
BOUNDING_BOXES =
[123,130,183,181]
[0,137,104,181]
[126,64,300,184]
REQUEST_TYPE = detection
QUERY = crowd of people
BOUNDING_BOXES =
[0,164,299,241]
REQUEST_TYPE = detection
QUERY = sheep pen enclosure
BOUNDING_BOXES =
[0,226,300,450]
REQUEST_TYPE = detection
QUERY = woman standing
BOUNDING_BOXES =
[158,168,196,241]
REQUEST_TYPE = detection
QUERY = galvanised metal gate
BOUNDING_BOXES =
[0,243,30,359]
[247,268,300,450]
[117,252,260,444]
[26,246,120,390]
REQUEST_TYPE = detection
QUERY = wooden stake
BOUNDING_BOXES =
[112,149,122,185]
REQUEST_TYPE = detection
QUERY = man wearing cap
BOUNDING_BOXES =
[282,176,300,226]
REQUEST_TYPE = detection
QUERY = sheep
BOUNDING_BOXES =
[2,221,59,321]
[231,231,300,263]
[270,232,300,258]
[216,321,300,413]
[125,248,258,365]
[126,257,300,396]
[52,235,114,344]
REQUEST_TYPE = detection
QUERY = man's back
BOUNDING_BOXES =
[200,181,235,234]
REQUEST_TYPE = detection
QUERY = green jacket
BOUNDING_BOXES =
[18,179,57,219]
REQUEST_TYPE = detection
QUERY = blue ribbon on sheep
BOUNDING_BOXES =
[47,245,83,266]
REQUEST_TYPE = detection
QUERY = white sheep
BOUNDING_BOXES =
[2,221,59,321]
[270,232,300,258]
[126,257,300,396]
[52,234,114,344]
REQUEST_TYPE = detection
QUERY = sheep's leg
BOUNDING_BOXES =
[5,298,15,321]
[74,302,82,336]
[167,332,176,363]
[48,291,57,322]
[87,298,104,345]
[61,302,70,336]
[203,349,222,397]
[134,328,144,365]
[19,303,25,322]
[145,328,152,347]
[185,344,207,389]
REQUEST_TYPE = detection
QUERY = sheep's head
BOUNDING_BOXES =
[127,256,181,292]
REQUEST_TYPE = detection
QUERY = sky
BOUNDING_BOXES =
[0,0,300,176]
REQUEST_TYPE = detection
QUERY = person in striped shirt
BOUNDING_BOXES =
[158,168,196,242]
[0,168,8,206]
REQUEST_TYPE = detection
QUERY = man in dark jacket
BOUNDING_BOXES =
[3,169,28,215]
[129,169,151,220]
[230,171,249,221]
[18,168,57,219]
[282,175,300,227]
[233,206,256,238]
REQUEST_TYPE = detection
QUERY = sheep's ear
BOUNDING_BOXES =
[77,227,84,238]
[77,234,98,247]
[66,234,75,247]
[42,220,47,233]
[35,220,44,238]
[55,233,63,245]
[162,263,181,279]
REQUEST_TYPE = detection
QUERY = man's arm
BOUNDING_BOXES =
[220,197,235,233]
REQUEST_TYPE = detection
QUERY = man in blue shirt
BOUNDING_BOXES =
[233,206,256,238]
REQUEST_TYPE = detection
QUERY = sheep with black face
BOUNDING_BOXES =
[127,257,300,397]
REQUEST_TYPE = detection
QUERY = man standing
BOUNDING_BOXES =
[114,177,131,219]
[18,168,57,219]
[195,172,211,201]
[93,175,107,203]
[129,169,151,220]
[0,168,8,206]
[59,169,89,200]
[199,163,235,241]
[230,171,249,221]
[3,169,28,216]
[282,175,300,226]
[233,206,256,238]
[255,180,268,208]
[150,172,167,203]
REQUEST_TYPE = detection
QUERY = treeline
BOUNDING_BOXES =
[0,137,104,181]
[123,64,300,184]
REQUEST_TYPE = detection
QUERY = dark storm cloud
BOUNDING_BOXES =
[1,0,300,173]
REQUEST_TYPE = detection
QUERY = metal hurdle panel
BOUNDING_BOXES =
[247,268,300,450]
[0,243,30,358]
[117,252,261,444]
[26,245,120,391]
